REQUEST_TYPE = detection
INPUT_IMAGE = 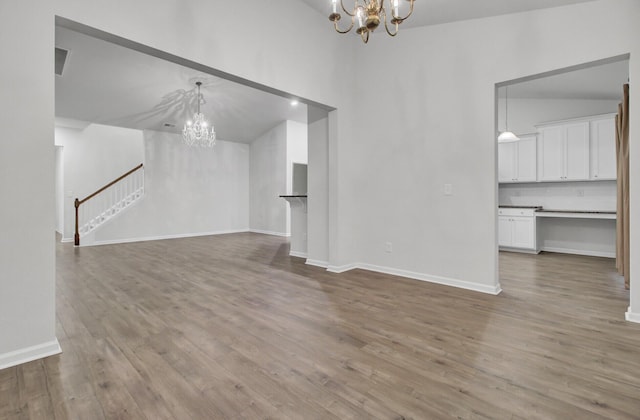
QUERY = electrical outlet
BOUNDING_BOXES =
[444,184,453,196]
[576,189,584,197]
[385,242,393,253]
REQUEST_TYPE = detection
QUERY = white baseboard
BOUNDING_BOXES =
[325,262,500,295]
[327,263,359,273]
[249,229,290,237]
[289,251,308,259]
[0,339,62,370]
[357,263,502,295]
[306,259,329,268]
[60,237,73,243]
[87,229,250,247]
[626,307,640,323]
[541,246,615,258]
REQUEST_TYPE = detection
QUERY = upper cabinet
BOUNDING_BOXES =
[498,135,536,183]
[590,116,617,180]
[498,113,617,184]
[537,121,590,181]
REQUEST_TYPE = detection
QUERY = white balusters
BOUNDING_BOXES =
[77,167,145,238]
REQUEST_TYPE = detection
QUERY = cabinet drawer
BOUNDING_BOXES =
[498,208,536,217]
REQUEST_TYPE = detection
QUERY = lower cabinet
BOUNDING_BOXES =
[498,208,538,252]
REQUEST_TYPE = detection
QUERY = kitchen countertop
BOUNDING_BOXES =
[536,209,615,214]
[499,206,616,219]
[498,205,542,209]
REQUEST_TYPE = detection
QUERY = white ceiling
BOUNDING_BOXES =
[56,1,622,141]
[55,27,307,143]
[299,0,599,28]
[507,60,629,100]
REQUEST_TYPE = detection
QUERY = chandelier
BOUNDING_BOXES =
[183,81,216,147]
[329,0,415,43]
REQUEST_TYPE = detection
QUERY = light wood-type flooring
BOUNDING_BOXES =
[1,233,640,419]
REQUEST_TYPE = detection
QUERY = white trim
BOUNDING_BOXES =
[305,259,329,268]
[325,262,501,295]
[249,229,290,237]
[540,246,615,258]
[0,339,62,370]
[357,263,502,295]
[326,263,359,273]
[60,237,73,243]
[289,251,308,259]
[625,307,640,323]
[87,229,250,247]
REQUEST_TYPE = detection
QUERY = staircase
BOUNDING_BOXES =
[74,164,145,246]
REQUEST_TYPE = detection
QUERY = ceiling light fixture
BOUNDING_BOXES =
[183,81,216,147]
[329,0,415,44]
[498,85,520,143]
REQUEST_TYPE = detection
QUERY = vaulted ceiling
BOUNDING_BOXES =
[298,0,599,28]
[56,0,621,143]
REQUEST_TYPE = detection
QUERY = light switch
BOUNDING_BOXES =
[444,184,453,196]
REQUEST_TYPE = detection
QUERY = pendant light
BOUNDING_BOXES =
[498,85,520,143]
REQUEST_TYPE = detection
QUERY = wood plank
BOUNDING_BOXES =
[1,233,639,418]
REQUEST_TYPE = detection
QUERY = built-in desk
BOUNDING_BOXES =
[279,195,307,259]
[499,206,617,258]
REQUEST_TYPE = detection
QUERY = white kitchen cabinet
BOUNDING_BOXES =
[537,121,589,181]
[498,134,536,183]
[498,208,538,252]
[590,116,617,180]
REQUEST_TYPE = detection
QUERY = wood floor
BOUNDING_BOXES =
[1,233,640,419]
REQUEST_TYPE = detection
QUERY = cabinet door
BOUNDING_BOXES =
[498,142,517,183]
[511,216,534,249]
[498,216,513,247]
[516,135,537,182]
[538,126,564,181]
[590,117,617,180]
[565,121,590,180]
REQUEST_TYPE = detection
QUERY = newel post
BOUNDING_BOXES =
[74,198,80,246]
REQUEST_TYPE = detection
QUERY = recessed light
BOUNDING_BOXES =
[290,99,299,107]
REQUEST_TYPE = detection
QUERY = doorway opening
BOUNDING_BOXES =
[495,55,629,299]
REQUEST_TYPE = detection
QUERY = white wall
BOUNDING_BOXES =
[307,115,330,267]
[249,122,288,236]
[346,0,640,299]
[54,123,144,241]
[92,130,249,244]
[500,98,619,135]
[286,120,309,194]
[55,146,64,234]
[0,0,60,367]
[249,120,309,236]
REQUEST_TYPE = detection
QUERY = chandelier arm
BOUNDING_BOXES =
[383,9,399,36]
[334,15,355,34]
[340,0,355,17]
[394,0,415,22]
[360,29,370,43]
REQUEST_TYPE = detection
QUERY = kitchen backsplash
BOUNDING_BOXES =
[499,181,616,211]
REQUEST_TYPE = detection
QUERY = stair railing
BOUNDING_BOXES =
[74,163,144,246]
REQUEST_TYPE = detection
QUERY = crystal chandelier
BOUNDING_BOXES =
[183,81,216,147]
[329,0,415,43]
